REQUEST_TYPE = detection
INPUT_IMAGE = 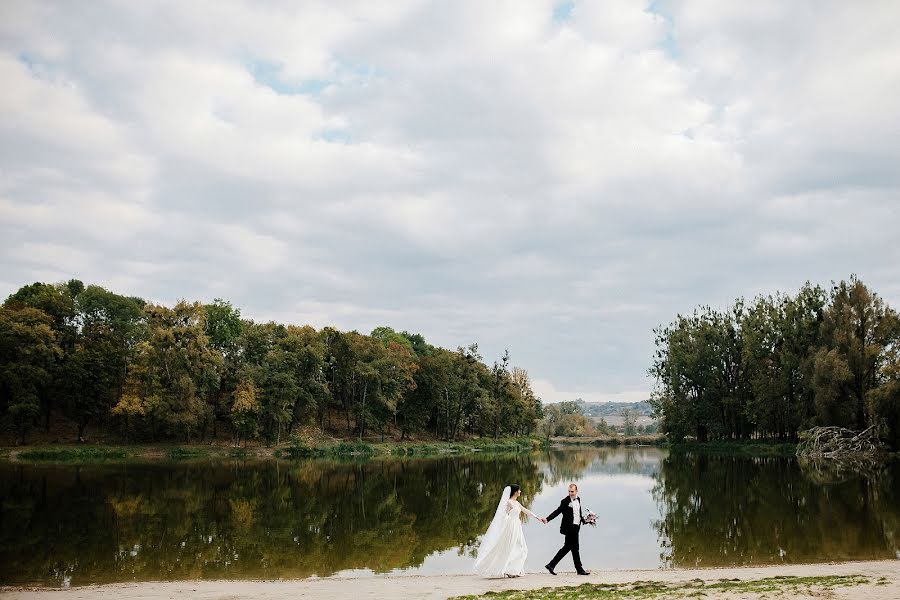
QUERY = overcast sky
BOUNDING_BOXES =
[2,1,899,404]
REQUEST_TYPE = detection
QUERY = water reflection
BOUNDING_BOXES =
[652,452,900,566]
[0,455,542,586]
[1,448,898,586]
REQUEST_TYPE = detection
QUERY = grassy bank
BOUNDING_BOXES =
[6,444,252,462]
[667,439,798,456]
[450,574,872,600]
[550,434,665,447]
[1,437,546,463]
[278,436,544,458]
[3,436,813,463]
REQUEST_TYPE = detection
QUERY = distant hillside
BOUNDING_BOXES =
[548,399,655,418]
[544,398,658,431]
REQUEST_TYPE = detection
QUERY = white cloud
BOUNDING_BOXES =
[1,0,899,402]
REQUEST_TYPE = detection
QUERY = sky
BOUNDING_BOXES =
[2,1,899,404]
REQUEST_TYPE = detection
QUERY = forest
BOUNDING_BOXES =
[650,276,900,450]
[0,280,542,445]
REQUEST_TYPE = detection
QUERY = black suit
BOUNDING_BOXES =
[545,496,585,572]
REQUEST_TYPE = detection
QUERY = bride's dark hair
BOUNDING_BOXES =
[509,484,520,496]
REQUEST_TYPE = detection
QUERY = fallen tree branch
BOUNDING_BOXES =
[796,425,883,459]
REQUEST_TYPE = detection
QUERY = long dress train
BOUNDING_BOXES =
[474,498,540,577]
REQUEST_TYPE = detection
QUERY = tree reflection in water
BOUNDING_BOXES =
[0,454,543,586]
[2,450,899,586]
[652,452,900,567]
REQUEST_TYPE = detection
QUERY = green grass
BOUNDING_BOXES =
[550,436,665,447]
[16,447,130,461]
[281,437,542,459]
[388,437,541,456]
[449,574,870,600]
[667,439,797,456]
[166,446,211,460]
[283,439,376,458]
[13,444,237,462]
[6,436,547,463]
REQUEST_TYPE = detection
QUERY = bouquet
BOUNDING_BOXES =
[583,509,598,527]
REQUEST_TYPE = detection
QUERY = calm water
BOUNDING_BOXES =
[1,448,898,586]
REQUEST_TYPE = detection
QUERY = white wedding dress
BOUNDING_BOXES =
[474,486,541,577]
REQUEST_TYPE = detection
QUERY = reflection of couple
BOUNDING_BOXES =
[473,482,592,578]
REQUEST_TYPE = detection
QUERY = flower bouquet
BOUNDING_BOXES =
[584,509,598,527]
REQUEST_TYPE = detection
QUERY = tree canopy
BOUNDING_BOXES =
[0,280,542,444]
[650,276,900,449]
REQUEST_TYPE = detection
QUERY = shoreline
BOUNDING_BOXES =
[3,560,898,600]
[0,436,672,463]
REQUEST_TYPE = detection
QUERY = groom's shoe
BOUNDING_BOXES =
[544,564,557,576]
[577,570,591,576]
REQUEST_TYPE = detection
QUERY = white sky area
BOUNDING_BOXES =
[2,1,899,404]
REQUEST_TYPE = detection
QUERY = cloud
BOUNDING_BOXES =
[1,0,899,403]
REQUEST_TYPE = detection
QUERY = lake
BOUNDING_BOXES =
[1,448,898,586]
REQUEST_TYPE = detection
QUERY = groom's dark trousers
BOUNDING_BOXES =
[547,529,583,572]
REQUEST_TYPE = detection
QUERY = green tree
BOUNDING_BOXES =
[113,302,222,440]
[231,377,260,446]
[398,350,445,439]
[510,367,542,435]
[5,281,79,430]
[0,279,544,445]
[205,299,243,438]
[0,306,61,443]
[370,326,413,351]
[59,285,144,441]
[741,285,825,440]
[813,277,900,433]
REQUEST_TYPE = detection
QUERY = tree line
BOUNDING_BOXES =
[0,280,543,444]
[650,276,900,449]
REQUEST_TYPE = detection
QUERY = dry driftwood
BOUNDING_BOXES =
[796,425,883,459]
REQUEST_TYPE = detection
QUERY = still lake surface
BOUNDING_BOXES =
[1,447,898,586]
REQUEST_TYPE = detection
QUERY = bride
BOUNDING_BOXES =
[474,484,546,578]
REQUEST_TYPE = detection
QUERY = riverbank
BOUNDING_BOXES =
[2,560,897,600]
[666,439,798,456]
[551,434,665,447]
[9,436,889,463]
[0,436,545,462]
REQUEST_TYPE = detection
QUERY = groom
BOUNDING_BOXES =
[544,483,590,575]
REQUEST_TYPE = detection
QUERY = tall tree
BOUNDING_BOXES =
[813,277,899,431]
[0,306,61,443]
[113,302,222,440]
[5,281,79,430]
[60,285,144,440]
[231,377,260,446]
[205,299,243,438]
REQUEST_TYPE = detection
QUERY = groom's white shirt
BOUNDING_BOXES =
[571,497,581,528]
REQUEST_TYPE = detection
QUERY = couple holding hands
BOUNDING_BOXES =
[474,482,594,578]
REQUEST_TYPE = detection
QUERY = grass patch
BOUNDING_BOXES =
[332,441,376,455]
[388,438,541,456]
[551,435,665,447]
[282,436,542,459]
[667,440,797,456]
[166,446,210,460]
[17,447,130,461]
[450,574,869,599]
[5,436,547,463]
[285,438,376,458]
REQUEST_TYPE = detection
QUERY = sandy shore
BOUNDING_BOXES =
[3,560,898,600]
